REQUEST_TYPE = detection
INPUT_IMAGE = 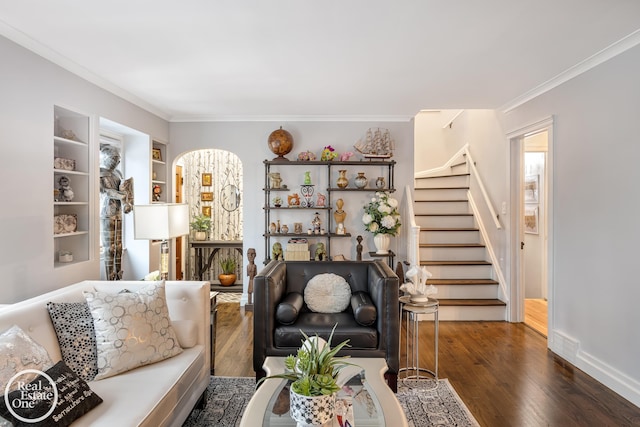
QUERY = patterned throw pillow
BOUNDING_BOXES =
[46,302,98,382]
[83,281,182,380]
[304,273,352,313]
[0,360,103,426]
[0,325,53,393]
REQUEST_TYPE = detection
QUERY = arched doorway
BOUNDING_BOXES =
[176,149,244,284]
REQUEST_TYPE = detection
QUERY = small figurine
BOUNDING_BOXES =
[272,242,283,260]
[297,150,316,161]
[152,184,162,202]
[316,193,326,207]
[288,193,300,206]
[311,212,322,234]
[268,172,282,189]
[339,151,354,161]
[333,198,346,233]
[321,145,338,161]
[304,171,312,185]
[58,175,74,202]
[315,242,327,261]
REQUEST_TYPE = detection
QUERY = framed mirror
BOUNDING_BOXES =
[220,184,241,212]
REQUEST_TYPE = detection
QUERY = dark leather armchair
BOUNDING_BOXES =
[253,260,400,391]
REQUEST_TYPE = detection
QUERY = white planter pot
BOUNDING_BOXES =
[194,231,207,241]
[373,233,390,254]
[289,389,335,427]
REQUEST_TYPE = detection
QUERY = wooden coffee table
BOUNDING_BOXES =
[241,357,407,426]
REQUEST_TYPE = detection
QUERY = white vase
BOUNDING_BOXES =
[289,389,335,427]
[194,231,207,241]
[373,233,390,254]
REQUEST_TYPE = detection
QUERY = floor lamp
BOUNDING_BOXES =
[133,204,190,280]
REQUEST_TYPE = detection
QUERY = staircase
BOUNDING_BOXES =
[414,157,506,321]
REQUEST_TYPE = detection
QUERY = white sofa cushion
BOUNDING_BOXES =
[78,346,205,427]
[173,320,198,349]
[83,281,182,380]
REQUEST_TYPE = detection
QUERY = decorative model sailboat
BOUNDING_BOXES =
[354,128,395,159]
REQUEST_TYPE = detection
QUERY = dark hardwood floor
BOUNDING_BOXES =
[214,303,640,426]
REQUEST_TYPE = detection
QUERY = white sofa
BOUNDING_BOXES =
[0,280,210,427]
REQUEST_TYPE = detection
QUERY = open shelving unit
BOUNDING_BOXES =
[263,159,395,264]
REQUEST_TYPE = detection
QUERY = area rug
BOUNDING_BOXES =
[182,376,479,427]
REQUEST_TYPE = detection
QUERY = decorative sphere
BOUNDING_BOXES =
[268,127,293,159]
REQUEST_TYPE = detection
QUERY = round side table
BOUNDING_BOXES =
[399,296,439,383]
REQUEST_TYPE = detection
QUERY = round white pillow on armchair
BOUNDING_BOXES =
[304,273,352,313]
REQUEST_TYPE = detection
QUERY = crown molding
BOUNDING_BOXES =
[169,114,415,123]
[501,29,640,113]
[0,19,171,121]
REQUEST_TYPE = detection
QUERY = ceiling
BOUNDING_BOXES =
[1,1,639,121]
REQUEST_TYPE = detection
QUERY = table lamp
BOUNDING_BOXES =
[133,203,189,280]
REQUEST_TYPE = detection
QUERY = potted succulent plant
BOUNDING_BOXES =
[190,214,211,241]
[259,326,354,426]
[218,257,237,286]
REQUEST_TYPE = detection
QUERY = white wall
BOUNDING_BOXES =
[0,36,168,303]
[503,44,640,406]
[414,110,467,173]
[170,121,414,290]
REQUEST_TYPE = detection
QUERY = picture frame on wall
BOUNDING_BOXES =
[524,175,539,203]
[201,173,212,186]
[152,148,162,161]
[201,192,214,202]
[202,206,211,217]
[524,205,538,234]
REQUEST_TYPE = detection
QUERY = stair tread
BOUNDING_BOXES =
[421,260,492,265]
[437,298,506,307]
[419,243,485,248]
[416,173,470,179]
[428,278,499,285]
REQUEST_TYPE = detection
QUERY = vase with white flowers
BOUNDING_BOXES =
[362,191,401,254]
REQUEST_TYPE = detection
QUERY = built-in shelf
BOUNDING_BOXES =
[53,105,91,267]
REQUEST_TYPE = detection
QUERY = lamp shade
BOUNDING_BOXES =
[133,204,190,240]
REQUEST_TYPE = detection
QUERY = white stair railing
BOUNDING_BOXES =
[401,184,420,268]
[464,147,502,230]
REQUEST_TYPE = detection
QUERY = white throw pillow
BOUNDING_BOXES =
[172,320,198,349]
[304,273,352,313]
[0,325,54,392]
[83,281,182,380]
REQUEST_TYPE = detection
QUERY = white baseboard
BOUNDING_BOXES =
[576,350,640,408]
[550,330,640,407]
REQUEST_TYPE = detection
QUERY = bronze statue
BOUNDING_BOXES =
[99,145,133,280]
